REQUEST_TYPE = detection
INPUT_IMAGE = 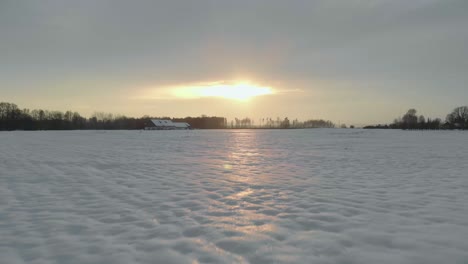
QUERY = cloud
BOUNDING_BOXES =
[132,80,276,101]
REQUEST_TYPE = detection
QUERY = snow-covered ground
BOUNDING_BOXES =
[1,129,468,264]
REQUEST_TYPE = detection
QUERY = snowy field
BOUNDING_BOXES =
[1,129,468,264]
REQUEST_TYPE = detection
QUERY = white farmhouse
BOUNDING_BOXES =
[145,119,191,130]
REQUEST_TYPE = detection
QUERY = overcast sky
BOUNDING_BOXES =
[1,0,467,125]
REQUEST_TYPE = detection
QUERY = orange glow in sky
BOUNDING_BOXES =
[171,82,274,101]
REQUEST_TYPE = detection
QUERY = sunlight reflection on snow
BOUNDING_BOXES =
[1,130,468,264]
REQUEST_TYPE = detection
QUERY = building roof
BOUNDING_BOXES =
[173,122,190,128]
[150,119,190,128]
[151,119,174,127]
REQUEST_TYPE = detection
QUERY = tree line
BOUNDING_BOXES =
[0,102,338,131]
[3,101,466,131]
[0,102,227,130]
[364,106,468,130]
[228,117,335,129]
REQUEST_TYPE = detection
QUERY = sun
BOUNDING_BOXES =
[199,83,272,100]
[172,81,273,101]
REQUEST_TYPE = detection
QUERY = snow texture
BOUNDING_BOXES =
[1,129,468,264]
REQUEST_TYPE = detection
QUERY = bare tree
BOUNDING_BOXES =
[446,106,468,129]
[402,109,418,129]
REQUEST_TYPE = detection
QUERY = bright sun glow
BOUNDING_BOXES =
[171,81,274,101]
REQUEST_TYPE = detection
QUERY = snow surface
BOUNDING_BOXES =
[1,129,468,264]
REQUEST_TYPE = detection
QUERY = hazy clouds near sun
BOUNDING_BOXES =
[1,0,467,124]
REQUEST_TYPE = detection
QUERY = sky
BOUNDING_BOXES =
[1,0,467,125]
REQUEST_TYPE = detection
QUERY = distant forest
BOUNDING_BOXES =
[0,102,227,130]
[0,102,335,130]
[2,101,466,131]
[364,106,468,130]
[227,117,334,129]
